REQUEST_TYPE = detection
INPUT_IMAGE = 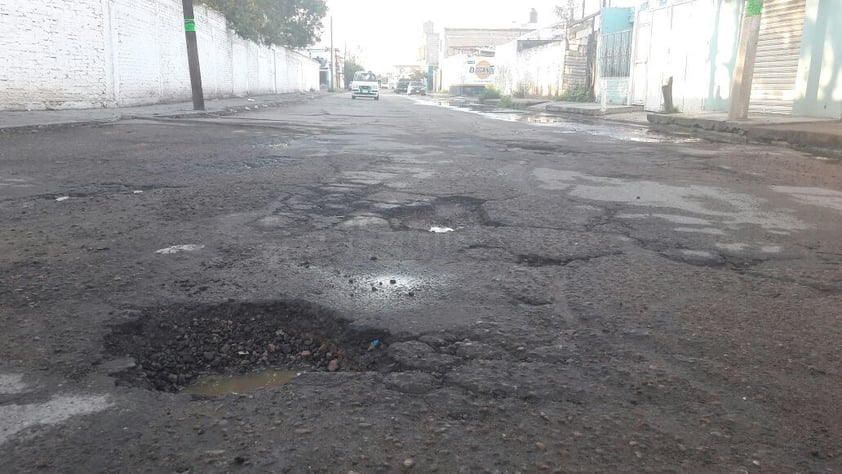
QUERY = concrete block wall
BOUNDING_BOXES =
[0,0,319,111]
[0,1,109,110]
[518,42,566,97]
[494,40,565,97]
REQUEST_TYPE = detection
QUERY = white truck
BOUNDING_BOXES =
[350,71,380,100]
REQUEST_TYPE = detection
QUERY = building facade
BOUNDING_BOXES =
[629,0,841,118]
[438,27,536,93]
[493,30,566,97]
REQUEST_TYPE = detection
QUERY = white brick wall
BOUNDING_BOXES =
[0,1,109,110]
[0,0,319,111]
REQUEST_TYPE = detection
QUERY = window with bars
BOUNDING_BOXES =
[600,29,632,77]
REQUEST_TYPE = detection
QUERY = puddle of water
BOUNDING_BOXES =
[340,216,390,228]
[424,99,698,143]
[155,244,205,255]
[673,227,726,235]
[715,242,749,252]
[0,180,34,188]
[184,370,299,396]
[680,249,717,258]
[306,266,444,305]
[256,215,297,228]
[479,112,523,122]
[618,213,713,226]
[341,171,396,185]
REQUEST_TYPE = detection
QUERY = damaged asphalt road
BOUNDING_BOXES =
[1,93,841,472]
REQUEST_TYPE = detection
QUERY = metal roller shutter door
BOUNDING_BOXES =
[749,0,806,115]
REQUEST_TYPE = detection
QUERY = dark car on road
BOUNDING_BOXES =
[408,81,426,95]
[395,78,410,94]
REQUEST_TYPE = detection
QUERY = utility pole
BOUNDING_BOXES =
[181,0,205,110]
[728,0,764,120]
[330,16,335,90]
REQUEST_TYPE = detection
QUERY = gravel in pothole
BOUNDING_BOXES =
[103,301,388,392]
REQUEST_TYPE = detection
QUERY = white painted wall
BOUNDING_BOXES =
[630,0,743,113]
[636,1,713,113]
[494,40,565,97]
[439,54,497,92]
[0,0,320,111]
[0,1,109,110]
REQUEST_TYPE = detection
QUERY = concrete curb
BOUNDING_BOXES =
[648,113,842,157]
[0,116,123,134]
[546,103,642,116]
[484,99,550,108]
[748,125,842,149]
[0,93,319,133]
[141,98,309,120]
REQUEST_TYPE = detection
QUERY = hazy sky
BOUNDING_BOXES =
[322,0,562,71]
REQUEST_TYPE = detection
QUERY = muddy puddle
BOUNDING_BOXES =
[496,113,700,143]
[335,271,432,300]
[184,370,299,396]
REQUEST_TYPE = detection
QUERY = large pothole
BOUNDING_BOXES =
[103,301,389,392]
[379,195,487,231]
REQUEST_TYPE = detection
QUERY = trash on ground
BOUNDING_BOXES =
[155,244,205,255]
[55,196,69,202]
[429,226,454,233]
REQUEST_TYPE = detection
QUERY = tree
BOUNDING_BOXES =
[200,0,327,48]
[343,59,364,89]
[555,0,578,29]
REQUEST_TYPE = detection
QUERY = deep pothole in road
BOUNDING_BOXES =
[379,196,488,231]
[103,301,390,393]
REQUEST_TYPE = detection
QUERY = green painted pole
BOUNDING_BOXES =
[182,0,205,110]
[729,0,764,120]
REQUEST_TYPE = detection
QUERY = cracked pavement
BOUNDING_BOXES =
[1,93,841,472]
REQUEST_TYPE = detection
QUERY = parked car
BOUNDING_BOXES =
[408,81,426,95]
[350,71,380,100]
[395,78,410,94]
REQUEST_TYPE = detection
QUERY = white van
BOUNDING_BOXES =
[350,71,380,100]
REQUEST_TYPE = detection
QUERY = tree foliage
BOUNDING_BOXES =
[555,0,577,28]
[343,59,364,88]
[200,0,327,48]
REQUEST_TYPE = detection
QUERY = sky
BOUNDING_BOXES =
[321,0,562,71]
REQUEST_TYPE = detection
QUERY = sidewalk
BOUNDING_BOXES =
[648,112,842,156]
[0,92,320,131]
[544,101,649,126]
[546,101,641,116]
[539,99,841,156]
